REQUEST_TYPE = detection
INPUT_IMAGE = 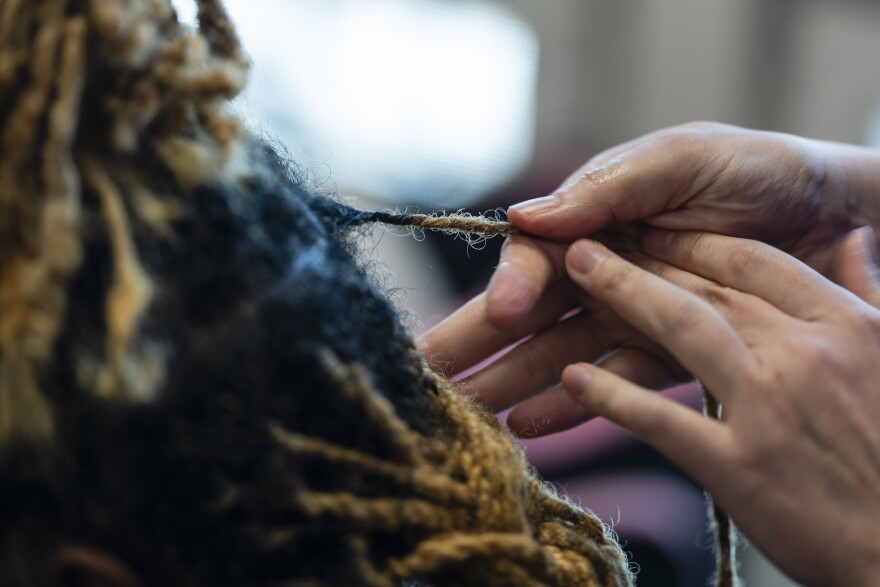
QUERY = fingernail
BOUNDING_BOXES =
[568,241,606,274]
[564,366,593,394]
[856,226,878,267]
[509,195,557,217]
[643,229,674,252]
[487,262,532,314]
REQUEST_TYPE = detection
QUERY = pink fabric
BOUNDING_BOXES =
[517,382,703,475]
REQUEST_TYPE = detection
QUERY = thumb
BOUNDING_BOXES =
[507,141,701,241]
[835,226,880,308]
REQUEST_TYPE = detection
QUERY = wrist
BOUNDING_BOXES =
[812,138,880,233]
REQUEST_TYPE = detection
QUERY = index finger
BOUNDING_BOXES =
[566,240,754,395]
[644,230,843,321]
[418,280,579,377]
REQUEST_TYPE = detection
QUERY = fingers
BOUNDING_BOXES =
[644,230,843,320]
[562,362,732,483]
[505,385,588,438]
[419,236,572,376]
[506,347,681,437]
[566,239,753,393]
[834,226,880,308]
[459,311,611,412]
[630,253,783,340]
[418,280,579,376]
[486,237,569,329]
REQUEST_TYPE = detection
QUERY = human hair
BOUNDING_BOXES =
[0,1,632,585]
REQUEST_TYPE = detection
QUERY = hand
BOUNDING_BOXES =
[509,122,853,272]
[420,123,880,436]
[559,227,880,587]
[418,236,688,437]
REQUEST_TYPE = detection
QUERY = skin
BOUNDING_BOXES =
[560,229,880,587]
[418,122,880,586]
[419,122,880,435]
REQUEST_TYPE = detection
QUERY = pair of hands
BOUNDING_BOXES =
[419,123,880,586]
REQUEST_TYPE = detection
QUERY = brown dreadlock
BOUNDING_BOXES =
[0,1,635,586]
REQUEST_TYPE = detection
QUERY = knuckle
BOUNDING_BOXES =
[498,234,534,261]
[535,240,570,282]
[679,120,725,132]
[688,231,716,256]
[594,260,634,297]
[798,336,842,373]
[698,284,734,309]
[637,256,674,280]
[564,162,618,197]
[834,305,865,332]
[664,298,704,334]
[725,242,770,280]
[669,232,709,267]
[864,311,880,339]
[729,440,770,484]
[498,236,516,258]
[653,121,722,151]
[635,400,675,439]
[838,304,878,333]
[650,132,695,155]
[522,346,561,388]
[784,141,828,204]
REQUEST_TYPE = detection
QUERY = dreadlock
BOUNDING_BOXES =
[0,1,633,585]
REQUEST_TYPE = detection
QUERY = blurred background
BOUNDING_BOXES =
[175,1,880,584]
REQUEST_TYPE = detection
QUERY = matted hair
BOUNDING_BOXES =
[0,1,632,585]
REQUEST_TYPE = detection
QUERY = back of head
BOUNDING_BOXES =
[0,1,632,585]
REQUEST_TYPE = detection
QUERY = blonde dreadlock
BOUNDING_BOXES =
[0,0,248,448]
